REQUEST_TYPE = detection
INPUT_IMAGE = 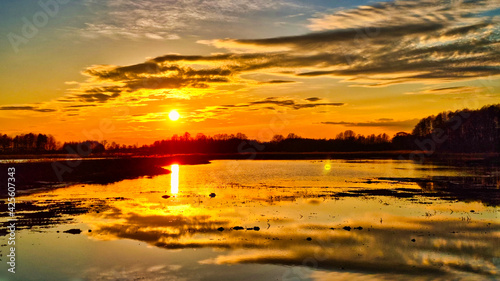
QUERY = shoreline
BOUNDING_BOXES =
[0,151,497,199]
[0,151,498,161]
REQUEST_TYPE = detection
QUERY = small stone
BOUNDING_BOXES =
[411,239,416,242]
[354,226,363,230]
[343,226,351,231]
[63,229,82,235]
[233,226,244,230]
[253,226,260,231]
[161,195,171,199]
[217,227,224,231]
[306,237,312,241]
[209,193,216,198]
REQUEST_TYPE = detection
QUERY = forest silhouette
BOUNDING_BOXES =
[1,104,498,156]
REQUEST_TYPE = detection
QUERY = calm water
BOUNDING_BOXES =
[1,160,498,281]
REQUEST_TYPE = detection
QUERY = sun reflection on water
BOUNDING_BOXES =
[171,164,179,194]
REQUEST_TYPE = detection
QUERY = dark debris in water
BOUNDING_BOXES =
[63,228,82,234]
[331,175,500,206]
[220,226,260,232]
[376,176,500,206]
[0,199,110,236]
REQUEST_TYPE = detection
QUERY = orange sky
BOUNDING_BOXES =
[0,0,498,145]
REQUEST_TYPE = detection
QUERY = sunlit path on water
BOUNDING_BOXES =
[171,164,179,194]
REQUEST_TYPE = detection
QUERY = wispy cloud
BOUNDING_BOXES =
[321,118,420,129]
[0,106,56,113]
[55,0,499,121]
[308,0,499,31]
[186,97,344,122]
[63,62,235,104]
[249,97,344,110]
[260,80,296,84]
[201,0,500,86]
[81,0,302,40]
[404,86,484,95]
[305,97,321,102]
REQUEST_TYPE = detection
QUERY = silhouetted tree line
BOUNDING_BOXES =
[62,141,106,154]
[138,131,393,154]
[143,104,498,154]
[408,104,499,153]
[1,104,497,155]
[146,132,257,154]
[262,131,392,152]
[0,133,57,153]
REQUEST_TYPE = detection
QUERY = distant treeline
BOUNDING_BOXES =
[0,133,57,153]
[1,104,498,155]
[409,104,499,153]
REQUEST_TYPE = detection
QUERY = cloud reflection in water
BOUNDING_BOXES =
[16,160,500,280]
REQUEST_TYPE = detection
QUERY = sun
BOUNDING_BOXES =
[168,110,180,121]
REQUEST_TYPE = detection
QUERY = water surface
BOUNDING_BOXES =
[1,160,498,281]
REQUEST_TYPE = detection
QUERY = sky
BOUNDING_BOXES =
[0,0,499,145]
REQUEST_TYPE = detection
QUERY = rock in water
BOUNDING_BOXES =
[64,229,82,234]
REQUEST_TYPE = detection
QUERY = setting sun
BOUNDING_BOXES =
[169,110,180,121]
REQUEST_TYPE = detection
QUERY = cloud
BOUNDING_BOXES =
[80,0,302,40]
[65,62,235,104]
[405,86,484,95]
[66,104,98,108]
[72,0,499,105]
[186,97,344,122]
[76,92,121,103]
[200,0,500,85]
[227,23,445,49]
[307,0,499,31]
[234,97,342,110]
[60,0,498,115]
[305,97,321,102]
[0,106,56,113]
[321,118,420,129]
[261,80,296,84]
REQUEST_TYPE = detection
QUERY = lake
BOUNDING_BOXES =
[0,159,499,281]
